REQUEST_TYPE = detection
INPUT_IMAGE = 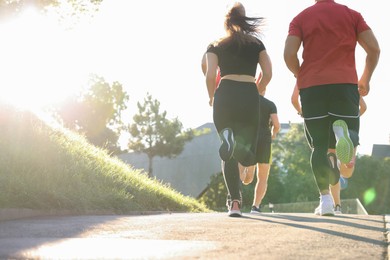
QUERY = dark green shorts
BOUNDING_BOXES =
[300,84,359,120]
[255,133,272,163]
[300,84,360,148]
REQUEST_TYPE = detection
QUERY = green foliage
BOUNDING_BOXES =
[198,173,227,211]
[0,0,102,21]
[342,156,390,215]
[259,164,285,204]
[273,123,319,202]
[127,93,194,177]
[199,161,286,212]
[54,74,129,154]
[0,103,209,213]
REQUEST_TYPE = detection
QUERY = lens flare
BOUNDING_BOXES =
[363,188,376,205]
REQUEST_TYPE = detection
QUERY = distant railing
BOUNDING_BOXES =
[261,199,368,215]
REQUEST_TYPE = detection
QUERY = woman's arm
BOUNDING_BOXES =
[205,53,219,106]
[257,50,272,94]
[270,113,280,140]
[291,83,302,116]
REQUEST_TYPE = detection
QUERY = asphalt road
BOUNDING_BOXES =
[0,212,388,259]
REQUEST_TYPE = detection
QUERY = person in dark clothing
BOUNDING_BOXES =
[284,0,380,216]
[240,86,280,214]
[204,2,272,217]
[291,83,367,214]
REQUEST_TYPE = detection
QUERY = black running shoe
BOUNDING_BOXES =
[219,128,235,161]
[334,204,342,215]
[250,205,262,214]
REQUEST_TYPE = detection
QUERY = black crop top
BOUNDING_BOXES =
[206,39,266,77]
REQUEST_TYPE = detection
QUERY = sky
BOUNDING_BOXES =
[0,0,388,155]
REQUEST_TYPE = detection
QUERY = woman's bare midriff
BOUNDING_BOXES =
[221,74,256,83]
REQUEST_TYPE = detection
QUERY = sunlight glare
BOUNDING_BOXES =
[363,188,376,206]
[0,7,87,112]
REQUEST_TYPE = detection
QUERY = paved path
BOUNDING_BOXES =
[0,212,388,259]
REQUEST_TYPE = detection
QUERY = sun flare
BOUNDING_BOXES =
[0,7,87,112]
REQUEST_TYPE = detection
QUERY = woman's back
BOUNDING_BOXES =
[207,38,264,77]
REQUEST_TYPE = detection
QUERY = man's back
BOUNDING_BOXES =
[288,0,371,88]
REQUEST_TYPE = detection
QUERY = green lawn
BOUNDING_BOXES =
[0,105,210,214]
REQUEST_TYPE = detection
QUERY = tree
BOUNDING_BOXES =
[54,74,129,154]
[342,156,390,215]
[127,93,194,178]
[0,0,102,19]
[272,123,319,202]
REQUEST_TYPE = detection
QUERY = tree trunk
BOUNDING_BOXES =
[148,155,153,178]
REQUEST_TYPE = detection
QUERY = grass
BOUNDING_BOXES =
[0,104,210,214]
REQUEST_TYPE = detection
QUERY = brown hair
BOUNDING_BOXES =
[217,2,265,48]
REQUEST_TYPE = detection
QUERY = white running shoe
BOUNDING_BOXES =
[228,200,242,217]
[332,120,354,164]
[315,194,335,216]
[314,205,321,215]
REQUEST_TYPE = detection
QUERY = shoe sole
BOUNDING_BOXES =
[219,128,235,161]
[333,120,354,163]
[320,205,335,216]
[228,210,242,217]
[316,197,335,216]
[334,207,342,215]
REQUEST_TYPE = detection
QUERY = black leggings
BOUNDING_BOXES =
[301,84,360,191]
[213,79,259,201]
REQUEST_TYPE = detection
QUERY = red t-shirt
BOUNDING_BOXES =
[288,0,371,89]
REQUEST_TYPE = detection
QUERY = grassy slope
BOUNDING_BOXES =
[0,105,210,213]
